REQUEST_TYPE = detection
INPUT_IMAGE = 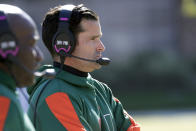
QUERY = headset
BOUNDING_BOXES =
[33,6,110,128]
[0,11,19,60]
[0,10,56,77]
[0,10,55,129]
[52,5,111,66]
[52,5,75,57]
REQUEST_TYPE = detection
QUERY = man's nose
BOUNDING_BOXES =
[97,40,105,52]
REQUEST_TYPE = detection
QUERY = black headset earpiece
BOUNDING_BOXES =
[52,8,76,57]
[0,11,19,60]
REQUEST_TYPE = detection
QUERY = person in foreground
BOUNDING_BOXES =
[28,4,140,131]
[0,4,43,131]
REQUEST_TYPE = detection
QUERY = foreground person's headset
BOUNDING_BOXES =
[0,11,55,78]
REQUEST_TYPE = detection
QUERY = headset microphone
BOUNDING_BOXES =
[69,54,111,65]
[33,69,56,78]
[96,57,111,65]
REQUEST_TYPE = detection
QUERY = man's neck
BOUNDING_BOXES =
[53,61,88,77]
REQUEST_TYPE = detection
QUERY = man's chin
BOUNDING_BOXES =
[95,64,102,70]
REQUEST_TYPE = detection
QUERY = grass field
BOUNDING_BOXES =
[130,109,196,131]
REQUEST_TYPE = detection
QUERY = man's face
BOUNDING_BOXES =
[71,19,105,72]
[10,14,43,86]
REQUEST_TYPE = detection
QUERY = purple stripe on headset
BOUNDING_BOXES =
[0,16,6,20]
[54,44,71,53]
[60,17,69,21]
[0,46,19,58]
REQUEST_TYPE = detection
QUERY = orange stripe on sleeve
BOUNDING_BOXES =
[124,110,141,131]
[126,119,140,131]
[45,92,86,131]
[0,96,10,131]
[113,97,120,103]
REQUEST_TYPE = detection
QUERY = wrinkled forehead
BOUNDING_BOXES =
[18,14,39,40]
[10,16,39,43]
[0,4,39,39]
[2,9,39,44]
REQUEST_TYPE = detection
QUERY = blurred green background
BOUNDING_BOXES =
[94,50,196,110]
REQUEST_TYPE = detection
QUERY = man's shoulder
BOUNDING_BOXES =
[0,91,24,119]
[32,78,81,99]
[48,78,85,96]
[0,84,18,103]
[0,94,34,131]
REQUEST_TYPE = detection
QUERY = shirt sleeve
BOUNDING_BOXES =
[35,92,92,131]
[0,96,34,131]
[103,84,141,131]
[0,96,10,131]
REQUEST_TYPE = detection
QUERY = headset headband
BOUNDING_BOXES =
[0,11,10,34]
[0,11,19,59]
[52,5,76,57]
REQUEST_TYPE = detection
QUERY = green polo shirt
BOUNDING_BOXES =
[28,65,140,131]
[0,70,35,131]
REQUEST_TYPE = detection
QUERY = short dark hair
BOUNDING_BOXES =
[42,4,99,57]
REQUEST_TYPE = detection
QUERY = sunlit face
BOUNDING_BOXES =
[71,19,105,72]
[10,14,43,86]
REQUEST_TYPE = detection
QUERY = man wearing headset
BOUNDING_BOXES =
[28,4,140,131]
[0,4,43,131]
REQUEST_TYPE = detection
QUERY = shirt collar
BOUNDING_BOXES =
[55,66,95,89]
[53,62,88,77]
